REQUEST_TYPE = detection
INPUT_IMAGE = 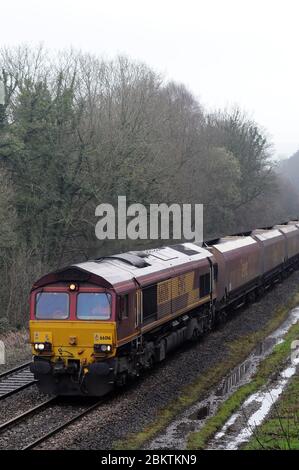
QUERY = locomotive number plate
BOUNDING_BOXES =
[94,333,112,344]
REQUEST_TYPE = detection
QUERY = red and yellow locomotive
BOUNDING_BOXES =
[29,222,299,396]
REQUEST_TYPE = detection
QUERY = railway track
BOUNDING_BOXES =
[21,400,102,450]
[0,396,57,432]
[0,361,36,400]
[0,362,103,450]
[0,391,102,450]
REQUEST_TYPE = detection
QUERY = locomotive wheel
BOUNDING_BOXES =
[116,372,128,388]
[192,327,201,339]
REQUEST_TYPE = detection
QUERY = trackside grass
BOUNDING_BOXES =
[0,328,31,372]
[187,317,299,449]
[244,372,299,449]
[113,292,299,450]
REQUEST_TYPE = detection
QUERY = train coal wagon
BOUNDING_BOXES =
[252,228,285,284]
[29,222,299,397]
[209,236,262,308]
[275,224,299,265]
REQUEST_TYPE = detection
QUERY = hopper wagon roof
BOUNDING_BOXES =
[252,228,284,241]
[211,236,257,253]
[275,224,299,234]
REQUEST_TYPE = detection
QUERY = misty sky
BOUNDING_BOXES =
[1,0,298,159]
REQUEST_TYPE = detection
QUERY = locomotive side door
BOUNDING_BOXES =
[116,290,141,342]
[135,289,142,328]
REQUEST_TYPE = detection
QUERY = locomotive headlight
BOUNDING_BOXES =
[94,344,112,353]
[34,342,50,351]
[69,283,78,291]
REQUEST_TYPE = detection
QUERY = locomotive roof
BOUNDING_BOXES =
[74,243,212,288]
[32,242,213,293]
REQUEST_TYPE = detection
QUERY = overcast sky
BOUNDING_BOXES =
[1,0,298,159]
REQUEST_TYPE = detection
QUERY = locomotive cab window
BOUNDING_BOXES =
[200,273,210,297]
[77,293,111,320]
[36,292,69,319]
[142,285,157,323]
[118,295,129,320]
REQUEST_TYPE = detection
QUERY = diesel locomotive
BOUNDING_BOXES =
[29,221,299,396]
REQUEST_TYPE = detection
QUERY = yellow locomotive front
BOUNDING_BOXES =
[29,279,118,396]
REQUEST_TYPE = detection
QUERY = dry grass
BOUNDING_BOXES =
[0,328,31,371]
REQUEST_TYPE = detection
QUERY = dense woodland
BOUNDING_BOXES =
[0,46,298,328]
[279,149,299,189]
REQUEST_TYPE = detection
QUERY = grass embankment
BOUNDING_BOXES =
[113,293,299,450]
[0,328,31,371]
[244,372,299,450]
[187,315,299,449]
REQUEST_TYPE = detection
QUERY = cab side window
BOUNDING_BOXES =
[200,273,210,297]
[142,285,157,323]
[119,295,129,320]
